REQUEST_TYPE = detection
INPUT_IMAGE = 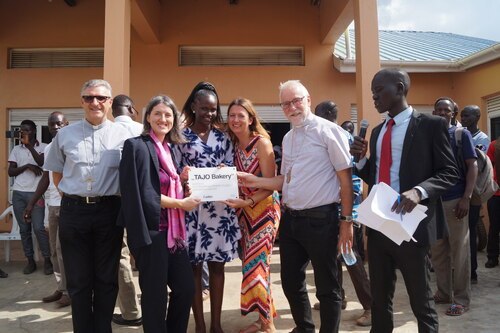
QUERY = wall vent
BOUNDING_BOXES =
[9,48,104,68]
[179,46,304,66]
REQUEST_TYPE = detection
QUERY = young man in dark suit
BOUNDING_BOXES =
[351,68,459,332]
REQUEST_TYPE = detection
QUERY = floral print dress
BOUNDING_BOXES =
[174,127,241,263]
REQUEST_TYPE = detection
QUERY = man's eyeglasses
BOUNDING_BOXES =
[280,96,306,109]
[115,104,139,115]
[82,95,111,103]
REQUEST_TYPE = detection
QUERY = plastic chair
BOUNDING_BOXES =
[0,205,40,262]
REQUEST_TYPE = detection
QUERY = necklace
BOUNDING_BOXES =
[192,126,210,143]
[286,125,307,184]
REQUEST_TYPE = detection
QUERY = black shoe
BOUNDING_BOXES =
[23,258,37,274]
[0,268,7,278]
[471,276,478,285]
[42,290,63,303]
[112,314,142,326]
[485,258,499,268]
[44,258,54,275]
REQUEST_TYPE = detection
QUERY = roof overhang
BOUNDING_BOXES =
[334,42,500,73]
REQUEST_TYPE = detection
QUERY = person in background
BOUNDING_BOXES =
[45,79,130,333]
[485,139,500,269]
[340,120,355,136]
[175,81,241,333]
[238,80,354,333]
[8,119,52,275]
[312,101,372,327]
[432,97,478,316]
[24,112,70,307]
[119,95,199,333]
[351,69,459,332]
[110,94,143,327]
[225,98,280,333]
[340,120,366,261]
[112,94,144,136]
[460,105,490,282]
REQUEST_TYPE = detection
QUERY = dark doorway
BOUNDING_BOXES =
[491,116,500,140]
[263,122,290,175]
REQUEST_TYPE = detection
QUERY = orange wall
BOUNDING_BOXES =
[1,0,500,209]
[452,58,500,130]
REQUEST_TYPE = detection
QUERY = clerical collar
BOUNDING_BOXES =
[84,118,110,130]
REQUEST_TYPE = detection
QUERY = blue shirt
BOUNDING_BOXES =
[443,126,477,201]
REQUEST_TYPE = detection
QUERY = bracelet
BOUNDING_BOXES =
[247,197,255,206]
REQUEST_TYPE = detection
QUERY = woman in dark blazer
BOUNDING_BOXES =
[118,95,200,333]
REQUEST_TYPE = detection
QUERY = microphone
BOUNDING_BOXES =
[353,119,369,163]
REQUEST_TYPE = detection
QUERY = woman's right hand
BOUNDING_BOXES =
[180,196,201,211]
[180,166,191,182]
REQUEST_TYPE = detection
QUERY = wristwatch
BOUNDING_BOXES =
[340,215,354,223]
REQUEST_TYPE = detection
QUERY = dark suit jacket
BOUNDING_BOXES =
[117,135,162,250]
[357,110,459,246]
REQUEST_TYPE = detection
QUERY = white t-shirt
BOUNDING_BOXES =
[8,142,47,192]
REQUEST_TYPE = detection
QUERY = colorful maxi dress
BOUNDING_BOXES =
[174,127,241,263]
[235,136,280,322]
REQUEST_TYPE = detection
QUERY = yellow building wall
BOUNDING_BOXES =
[452,58,500,131]
[1,0,499,212]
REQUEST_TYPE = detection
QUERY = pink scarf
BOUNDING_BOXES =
[149,130,186,251]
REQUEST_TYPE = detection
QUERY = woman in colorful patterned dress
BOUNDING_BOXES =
[225,98,280,333]
[175,82,241,333]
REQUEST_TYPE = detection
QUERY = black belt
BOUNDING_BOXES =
[63,194,119,205]
[283,203,338,219]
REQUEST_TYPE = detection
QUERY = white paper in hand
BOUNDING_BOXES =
[357,182,428,245]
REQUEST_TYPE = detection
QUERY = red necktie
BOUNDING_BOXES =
[379,118,395,185]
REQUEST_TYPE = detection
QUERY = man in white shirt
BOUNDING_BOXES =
[460,105,491,283]
[112,94,143,137]
[110,94,143,327]
[8,119,51,275]
[25,112,70,307]
[239,80,354,333]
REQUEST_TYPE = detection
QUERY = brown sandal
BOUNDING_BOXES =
[445,304,469,316]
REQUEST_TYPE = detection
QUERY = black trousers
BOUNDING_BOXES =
[59,196,123,333]
[131,230,195,333]
[280,204,341,333]
[368,231,439,333]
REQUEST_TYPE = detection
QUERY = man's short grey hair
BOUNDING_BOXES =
[279,80,309,99]
[80,79,112,97]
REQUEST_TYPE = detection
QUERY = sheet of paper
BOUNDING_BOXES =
[357,182,428,245]
[189,167,239,202]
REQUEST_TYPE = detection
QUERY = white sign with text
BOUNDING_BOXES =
[188,167,239,202]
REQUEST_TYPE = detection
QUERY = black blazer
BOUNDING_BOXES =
[117,135,162,250]
[357,110,460,246]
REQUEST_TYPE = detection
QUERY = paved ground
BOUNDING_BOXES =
[0,241,499,333]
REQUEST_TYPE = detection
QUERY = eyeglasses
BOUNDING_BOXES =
[82,95,111,103]
[114,104,139,115]
[280,96,306,109]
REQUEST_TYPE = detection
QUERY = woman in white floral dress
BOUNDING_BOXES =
[175,82,241,333]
